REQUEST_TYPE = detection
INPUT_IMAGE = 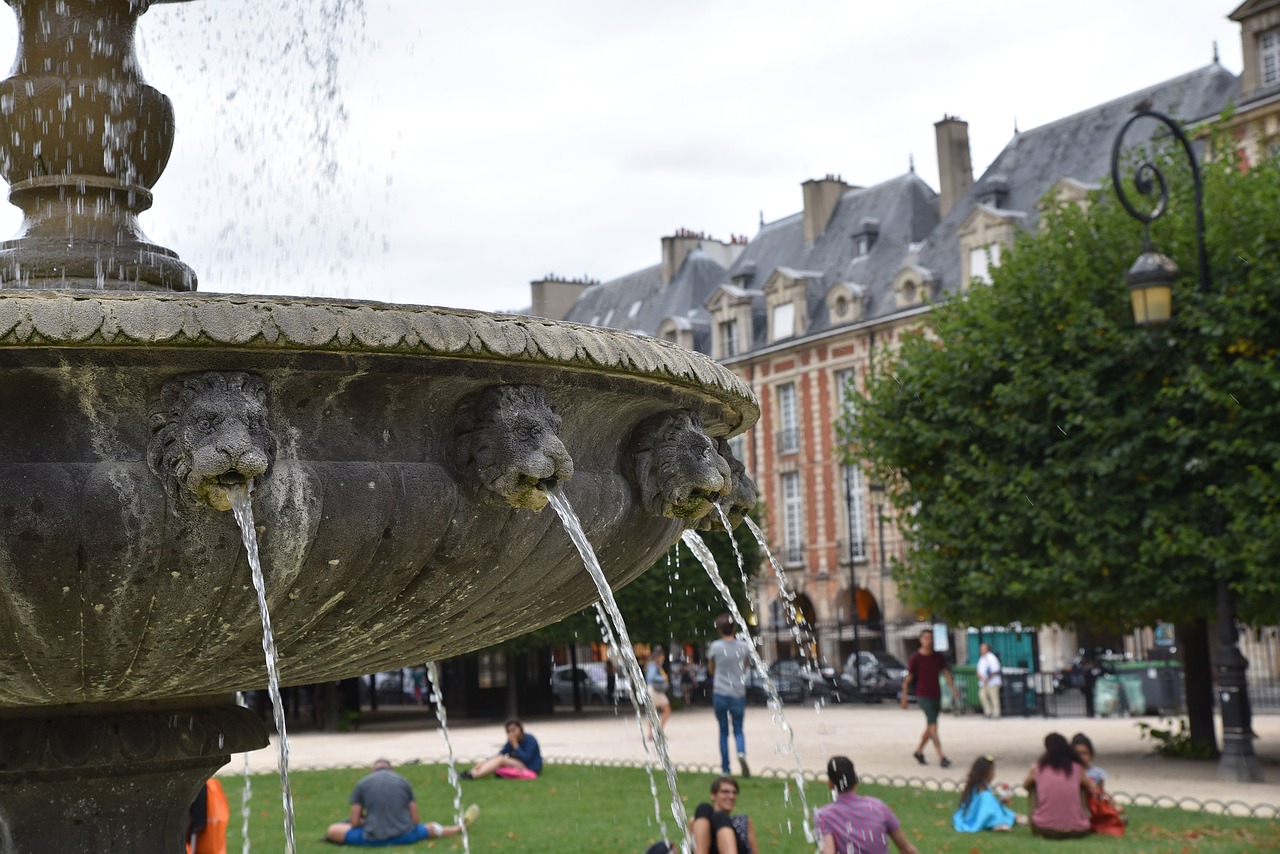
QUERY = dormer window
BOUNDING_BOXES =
[968,243,1001,284]
[852,218,880,257]
[1263,29,1280,87]
[770,302,796,342]
[826,282,865,325]
[719,319,739,357]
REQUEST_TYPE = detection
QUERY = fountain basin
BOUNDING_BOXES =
[0,290,757,708]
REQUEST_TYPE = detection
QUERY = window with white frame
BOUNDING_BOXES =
[770,301,795,342]
[777,383,798,453]
[843,464,867,561]
[835,368,857,413]
[1263,29,1280,87]
[781,471,804,565]
[719,319,739,357]
[969,243,1001,284]
[727,433,746,464]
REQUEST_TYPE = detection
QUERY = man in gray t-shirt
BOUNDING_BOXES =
[325,759,479,845]
[707,612,752,776]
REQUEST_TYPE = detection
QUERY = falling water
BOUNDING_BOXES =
[713,504,751,596]
[592,602,672,847]
[424,661,471,854]
[680,529,816,846]
[235,691,254,854]
[545,487,691,854]
[228,488,297,854]
[744,516,819,671]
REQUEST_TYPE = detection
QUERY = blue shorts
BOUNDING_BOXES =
[343,824,431,846]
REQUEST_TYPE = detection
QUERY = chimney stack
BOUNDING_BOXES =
[530,274,595,321]
[935,116,973,219]
[801,174,850,246]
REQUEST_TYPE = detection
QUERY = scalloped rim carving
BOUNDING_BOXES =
[0,290,759,431]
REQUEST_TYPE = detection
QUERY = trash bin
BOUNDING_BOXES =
[949,664,979,712]
[1000,668,1028,717]
[1115,660,1184,715]
[1094,673,1147,716]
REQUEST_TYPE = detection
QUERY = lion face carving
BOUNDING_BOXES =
[148,372,276,512]
[693,438,758,532]
[629,410,731,520]
[454,384,574,510]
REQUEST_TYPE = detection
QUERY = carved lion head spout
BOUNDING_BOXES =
[453,384,574,511]
[628,410,732,520]
[148,371,276,512]
[693,438,759,532]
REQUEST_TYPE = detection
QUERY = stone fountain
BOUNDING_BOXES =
[0,1,758,850]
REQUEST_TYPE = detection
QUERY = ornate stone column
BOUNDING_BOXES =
[0,0,196,290]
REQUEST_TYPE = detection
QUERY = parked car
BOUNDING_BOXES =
[551,662,631,704]
[839,651,908,701]
[744,666,808,705]
[768,658,840,700]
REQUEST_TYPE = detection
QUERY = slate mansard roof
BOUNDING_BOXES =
[914,64,1240,299]
[559,64,1239,356]
[563,173,939,346]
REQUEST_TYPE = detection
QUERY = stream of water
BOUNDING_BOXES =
[235,691,254,854]
[424,661,471,854]
[743,516,824,678]
[229,488,297,854]
[680,529,816,847]
[592,602,672,846]
[546,487,691,854]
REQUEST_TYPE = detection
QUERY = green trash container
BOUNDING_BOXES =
[1094,673,1147,716]
[948,664,980,712]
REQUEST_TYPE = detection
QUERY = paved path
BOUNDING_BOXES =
[230,703,1279,812]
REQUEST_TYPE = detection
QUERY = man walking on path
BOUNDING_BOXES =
[326,759,479,846]
[708,612,752,776]
[976,642,1002,719]
[900,627,959,767]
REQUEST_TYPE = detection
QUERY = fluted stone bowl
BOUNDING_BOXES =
[0,290,757,709]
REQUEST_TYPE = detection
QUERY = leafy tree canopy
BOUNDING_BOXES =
[846,147,1280,631]
[496,517,762,651]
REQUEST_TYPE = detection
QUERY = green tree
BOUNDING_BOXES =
[846,147,1280,753]
[494,519,762,650]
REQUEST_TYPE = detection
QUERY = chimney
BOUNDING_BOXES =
[935,116,973,219]
[661,228,706,286]
[801,174,850,245]
[530,274,593,321]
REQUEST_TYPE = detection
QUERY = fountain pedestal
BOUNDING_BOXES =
[0,700,266,852]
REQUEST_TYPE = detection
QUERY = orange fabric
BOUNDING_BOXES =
[187,779,230,854]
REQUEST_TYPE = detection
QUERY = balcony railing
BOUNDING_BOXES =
[775,428,800,454]
[836,537,868,565]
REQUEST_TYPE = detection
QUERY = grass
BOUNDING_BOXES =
[218,763,1280,853]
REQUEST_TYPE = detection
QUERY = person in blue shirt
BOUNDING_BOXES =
[462,719,543,779]
[952,755,1017,833]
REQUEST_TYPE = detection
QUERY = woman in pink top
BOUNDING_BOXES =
[1022,732,1093,839]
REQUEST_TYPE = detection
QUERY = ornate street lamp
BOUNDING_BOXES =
[1110,108,1261,783]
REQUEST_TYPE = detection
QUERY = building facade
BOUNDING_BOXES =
[533,46,1244,672]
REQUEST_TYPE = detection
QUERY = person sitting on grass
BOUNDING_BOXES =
[325,758,478,846]
[1071,732,1108,791]
[643,775,756,853]
[815,755,919,854]
[1023,732,1093,839]
[952,755,1017,833]
[461,719,542,779]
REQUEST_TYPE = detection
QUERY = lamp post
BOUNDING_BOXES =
[1110,109,1261,783]
[869,481,888,643]
[844,467,861,691]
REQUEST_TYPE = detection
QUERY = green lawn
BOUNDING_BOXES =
[218,763,1279,853]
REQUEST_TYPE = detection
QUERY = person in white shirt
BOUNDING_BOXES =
[975,643,1003,719]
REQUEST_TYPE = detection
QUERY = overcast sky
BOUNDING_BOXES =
[0,2,1243,313]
